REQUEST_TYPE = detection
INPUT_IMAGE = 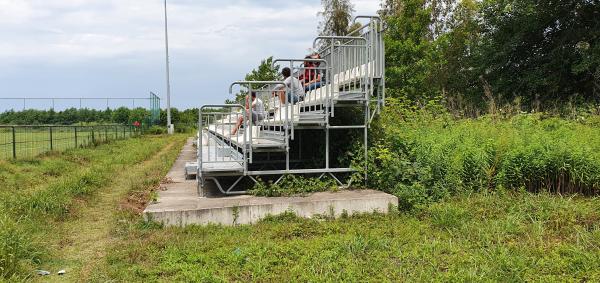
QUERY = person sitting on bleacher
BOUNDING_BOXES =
[304,53,325,92]
[231,92,265,136]
[272,67,305,105]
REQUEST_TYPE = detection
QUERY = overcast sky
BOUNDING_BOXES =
[0,0,381,111]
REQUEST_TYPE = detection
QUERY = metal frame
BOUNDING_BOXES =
[197,16,385,195]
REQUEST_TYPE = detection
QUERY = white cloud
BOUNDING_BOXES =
[0,0,382,108]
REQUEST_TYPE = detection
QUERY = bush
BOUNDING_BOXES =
[145,125,167,135]
[249,175,339,197]
[361,98,600,210]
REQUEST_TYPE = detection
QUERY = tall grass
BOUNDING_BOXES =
[0,136,179,279]
[363,98,600,210]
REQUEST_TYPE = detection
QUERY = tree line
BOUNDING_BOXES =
[380,0,599,115]
[0,107,199,126]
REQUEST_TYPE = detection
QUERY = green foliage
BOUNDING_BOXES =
[362,99,600,210]
[381,0,443,101]
[318,0,355,36]
[0,215,40,279]
[0,107,199,130]
[476,0,600,105]
[101,192,600,281]
[228,57,281,103]
[249,175,339,197]
[146,125,167,135]
[0,135,184,279]
[381,0,600,112]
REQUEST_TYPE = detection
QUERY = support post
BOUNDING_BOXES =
[12,126,16,159]
[49,127,53,151]
[74,126,78,148]
[92,127,95,144]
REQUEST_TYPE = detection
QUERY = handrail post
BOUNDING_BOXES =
[12,126,16,159]
[248,85,253,165]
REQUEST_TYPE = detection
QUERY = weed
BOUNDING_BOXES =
[249,174,340,197]
[361,101,600,210]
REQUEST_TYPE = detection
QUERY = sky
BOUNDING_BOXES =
[0,0,381,111]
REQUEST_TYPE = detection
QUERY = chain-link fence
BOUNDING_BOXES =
[0,125,141,159]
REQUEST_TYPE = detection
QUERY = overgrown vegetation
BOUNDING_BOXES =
[249,175,340,197]
[359,98,600,210]
[0,135,184,280]
[98,191,600,281]
[382,0,600,113]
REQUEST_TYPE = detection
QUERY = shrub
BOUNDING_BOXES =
[249,175,339,197]
[145,125,167,135]
[361,98,600,210]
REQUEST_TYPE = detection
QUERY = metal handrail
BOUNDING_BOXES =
[199,104,246,176]
[229,81,287,168]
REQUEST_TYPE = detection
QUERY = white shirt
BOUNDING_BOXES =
[252,98,265,115]
[280,76,305,97]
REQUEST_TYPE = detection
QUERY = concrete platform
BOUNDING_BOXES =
[144,137,399,226]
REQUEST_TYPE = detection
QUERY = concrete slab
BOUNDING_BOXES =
[144,137,399,226]
[146,189,398,226]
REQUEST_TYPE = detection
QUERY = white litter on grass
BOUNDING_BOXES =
[36,270,50,276]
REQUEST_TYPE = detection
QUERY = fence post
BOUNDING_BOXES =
[12,126,16,159]
[91,126,95,144]
[105,126,108,142]
[74,126,78,148]
[115,126,118,140]
[49,126,53,151]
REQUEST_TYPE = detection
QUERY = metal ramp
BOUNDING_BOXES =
[194,16,385,195]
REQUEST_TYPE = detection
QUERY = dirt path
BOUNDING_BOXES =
[39,138,184,282]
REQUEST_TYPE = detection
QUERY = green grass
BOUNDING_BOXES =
[0,134,185,280]
[2,106,600,281]
[97,191,600,282]
[0,126,136,159]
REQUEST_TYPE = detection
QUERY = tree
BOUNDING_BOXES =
[474,0,600,106]
[318,0,355,36]
[227,57,281,103]
[381,0,440,101]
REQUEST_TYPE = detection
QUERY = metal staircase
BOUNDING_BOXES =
[193,16,385,195]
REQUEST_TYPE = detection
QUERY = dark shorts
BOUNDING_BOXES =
[252,111,265,123]
[286,91,303,103]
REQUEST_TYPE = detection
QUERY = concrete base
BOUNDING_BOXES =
[146,189,398,226]
[143,138,399,226]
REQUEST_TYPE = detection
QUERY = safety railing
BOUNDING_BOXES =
[229,81,289,164]
[0,124,139,159]
[272,58,330,138]
[351,15,386,116]
[199,105,247,174]
[314,35,369,118]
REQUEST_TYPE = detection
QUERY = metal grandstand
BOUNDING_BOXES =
[192,16,385,195]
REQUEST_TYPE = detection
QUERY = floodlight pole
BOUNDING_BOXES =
[164,0,173,134]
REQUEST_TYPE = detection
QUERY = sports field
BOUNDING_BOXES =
[0,125,136,159]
